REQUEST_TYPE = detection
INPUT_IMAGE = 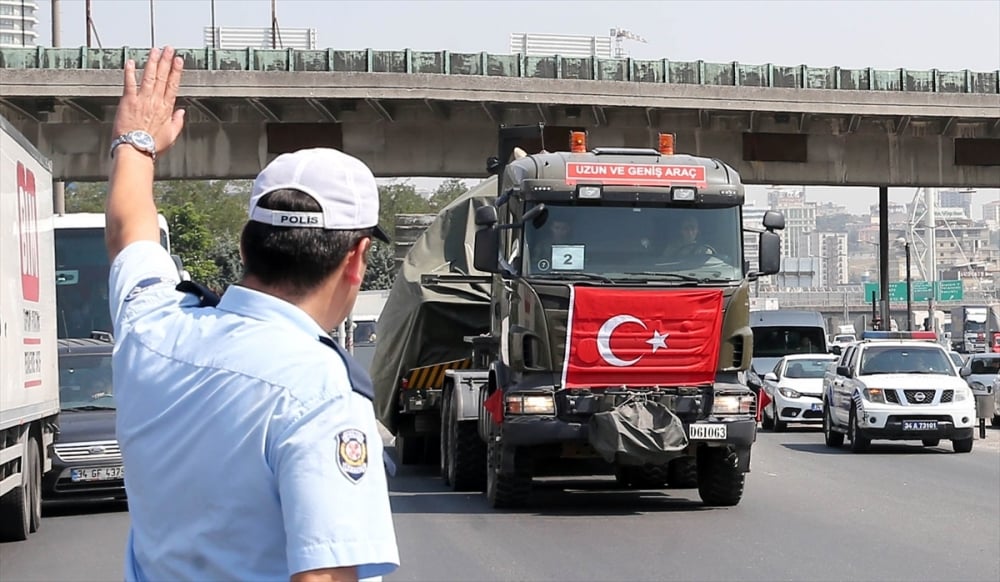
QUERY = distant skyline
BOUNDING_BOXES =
[30,1,1000,217]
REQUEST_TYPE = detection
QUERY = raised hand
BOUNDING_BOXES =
[112,46,186,156]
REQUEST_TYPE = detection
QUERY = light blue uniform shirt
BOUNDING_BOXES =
[109,241,399,581]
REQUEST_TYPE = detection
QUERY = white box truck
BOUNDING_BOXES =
[1,115,60,541]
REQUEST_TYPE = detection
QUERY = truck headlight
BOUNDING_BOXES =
[713,394,755,415]
[861,388,886,403]
[505,394,555,415]
[778,387,801,398]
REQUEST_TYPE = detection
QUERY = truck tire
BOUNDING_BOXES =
[616,464,669,489]
[823,404,844,447]
[439,396,452,483]
[0,435,40,542]
[848,405,870,453]
[666,457,698,489]
[486,437,531,509]
[446,396,486,491]
[696,446,745,507]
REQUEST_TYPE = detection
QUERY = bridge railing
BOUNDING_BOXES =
[1,47,997,94]
[757,287,996,308]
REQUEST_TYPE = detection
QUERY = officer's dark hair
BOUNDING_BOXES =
[240,188,372,297]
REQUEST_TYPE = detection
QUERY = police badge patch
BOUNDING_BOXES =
[336,429,368,483]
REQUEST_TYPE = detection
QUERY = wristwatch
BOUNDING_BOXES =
[109,130,156,162]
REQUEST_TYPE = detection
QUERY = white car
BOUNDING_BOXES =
[761,354,839,431]
[822,332,976,453]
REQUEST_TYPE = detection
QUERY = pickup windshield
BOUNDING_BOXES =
[522,205,742,282]
[859,346,956,376]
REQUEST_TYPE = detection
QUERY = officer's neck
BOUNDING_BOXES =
[240,274,347,334]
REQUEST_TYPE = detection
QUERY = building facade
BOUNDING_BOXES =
[0,0,38,47]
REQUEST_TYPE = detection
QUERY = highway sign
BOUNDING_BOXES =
[863,280,962,302]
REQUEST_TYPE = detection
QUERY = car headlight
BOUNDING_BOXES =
[778,387,801,398]
[954,387,970,402]
[713,394,755,415]
[505,394,555,415]
[861,388,886,403]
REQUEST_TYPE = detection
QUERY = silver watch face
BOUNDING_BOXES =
[128,131,155,151]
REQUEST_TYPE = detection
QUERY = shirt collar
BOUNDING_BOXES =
[215,285,330,340]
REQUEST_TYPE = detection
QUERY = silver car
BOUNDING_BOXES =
[960,354,1000,426]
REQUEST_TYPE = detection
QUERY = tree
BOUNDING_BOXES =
[428,178,469,211]
[362,241,397,291]
[162,201,219,285]
[377,181,433,230]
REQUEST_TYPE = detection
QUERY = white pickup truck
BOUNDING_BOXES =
[821,331,976,453]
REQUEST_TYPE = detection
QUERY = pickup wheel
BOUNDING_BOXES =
[952,437,973,453]
[696,446,745,507]
[823,403,844,447]
[848,405,870,453]
[486,436,531,509]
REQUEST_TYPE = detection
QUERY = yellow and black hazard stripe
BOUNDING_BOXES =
[402,358,472,390]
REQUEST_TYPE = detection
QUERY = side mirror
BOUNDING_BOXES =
[762,210,785,231]
[836,365,851,377]
[473,227,500,273]
[758,231,781,275]
[475,205,498,227]
[959,367,971,378]
[764,372,778,382]
[831,345,843,355]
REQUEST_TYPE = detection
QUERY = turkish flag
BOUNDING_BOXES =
[561,288,724,388]
[757,388,772,423]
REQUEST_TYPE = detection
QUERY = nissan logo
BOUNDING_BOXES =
[914,392,926,402]
[88,446,106,454]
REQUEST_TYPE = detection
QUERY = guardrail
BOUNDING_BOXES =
[0,47,997,94]
[757,287,997,308]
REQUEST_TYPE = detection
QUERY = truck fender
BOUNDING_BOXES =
[445,369,489,421]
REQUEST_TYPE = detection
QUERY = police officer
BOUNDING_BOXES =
[104,47,398,582]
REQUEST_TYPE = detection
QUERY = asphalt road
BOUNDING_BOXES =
[3,426,998,582]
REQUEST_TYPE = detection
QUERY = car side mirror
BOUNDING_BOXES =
[831,345,842,355]
[836,365,851,377]
[764,372,778,382]
[960,367,971,378]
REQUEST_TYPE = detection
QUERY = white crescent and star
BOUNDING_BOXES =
[596,315,669,367]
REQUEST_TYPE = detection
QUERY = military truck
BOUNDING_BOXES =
[372,126,784,508]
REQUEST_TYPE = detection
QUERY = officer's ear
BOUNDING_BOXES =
[343,237,371,285]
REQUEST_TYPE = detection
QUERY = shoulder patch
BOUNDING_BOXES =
[124,277,169,302]
[336,428,368,483]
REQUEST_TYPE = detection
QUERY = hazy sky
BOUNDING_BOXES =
[33,0,1000,215]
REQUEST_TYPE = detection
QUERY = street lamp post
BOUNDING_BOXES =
[903,240,912,331]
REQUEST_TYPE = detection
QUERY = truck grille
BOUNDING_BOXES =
[54,440,121,462]
[904,390,936,405]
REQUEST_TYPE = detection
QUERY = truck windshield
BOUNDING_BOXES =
[522,205,742,281]
[859,346,956,376]
[55,226,169,338]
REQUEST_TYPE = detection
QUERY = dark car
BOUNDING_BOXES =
[43,337,125,501]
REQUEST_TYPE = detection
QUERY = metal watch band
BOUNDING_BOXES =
[109,135,156,162]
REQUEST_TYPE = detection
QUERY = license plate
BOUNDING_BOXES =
[689,424,727,440]
[902,420,938,431]
[70,466,124,482]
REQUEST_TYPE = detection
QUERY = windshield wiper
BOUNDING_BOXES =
[532,272,616,284]
[621,272,735,284]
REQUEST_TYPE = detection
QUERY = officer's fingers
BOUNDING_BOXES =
[152,46,175,100]
[122,59,138,96]
[139,47,160,98]
[164,55,184,111]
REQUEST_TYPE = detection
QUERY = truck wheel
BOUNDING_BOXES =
[696,446,745,507]
[952,437,973,453]
[0,435,39,542]
[27,438,41,533]
[666,457,698,489]
[447,397,486,491]
[823,404,844,447]
[848,405,870,453]
[439,396,452,483]
[486,437,531,509]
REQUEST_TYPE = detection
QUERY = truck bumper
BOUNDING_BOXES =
[502,415,757,449]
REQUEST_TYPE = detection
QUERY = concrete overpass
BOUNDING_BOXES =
[0,47,998,184]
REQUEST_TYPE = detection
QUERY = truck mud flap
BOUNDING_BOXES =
[446,370,489,421]
[588,400,688,465]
